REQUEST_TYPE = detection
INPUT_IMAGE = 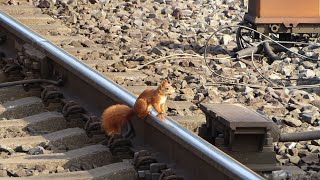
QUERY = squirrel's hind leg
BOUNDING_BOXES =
[134,98,150,119]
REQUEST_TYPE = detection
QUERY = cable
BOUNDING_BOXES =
[127,25,319,90]
[204,25,320,66]
[249,40,320,88]
[0,79,62,88]
[126,53,260,71]
[204,25,320,89]
[205,82,320,90]
[250,40,278,86]
[128,54,203,70]
[279,130,320,142]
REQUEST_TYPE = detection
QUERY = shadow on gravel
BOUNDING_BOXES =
[156,41,235,56]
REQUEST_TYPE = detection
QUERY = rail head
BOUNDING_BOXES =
[0,10,264,180]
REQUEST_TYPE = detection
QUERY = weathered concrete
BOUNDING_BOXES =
[167,101,194,111]
[3,162,136,180]
[0,86,34,104]
[0,5,41,15]
[32,24,71,35]
[1,128,88,149]
[170,115,206,133]
[46,36,89,44]
[14,15,54,25]
[103,72,147,81]
[0,145,117,170]
[124,86,157,96]
[0,97,46,119]
[0,111,66,133]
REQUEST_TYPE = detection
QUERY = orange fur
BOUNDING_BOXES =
[133,79,175,119]
[101,104,134,136]
[101,80,175,136]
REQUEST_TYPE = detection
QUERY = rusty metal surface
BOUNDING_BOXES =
[246,0,320,34]
[244,14,320,26]
[248,0,320,18]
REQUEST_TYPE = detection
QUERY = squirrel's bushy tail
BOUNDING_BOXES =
[101,104,134,136]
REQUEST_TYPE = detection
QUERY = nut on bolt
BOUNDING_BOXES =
[270,24,280,33]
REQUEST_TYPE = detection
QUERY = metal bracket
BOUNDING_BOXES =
[107,138,133,159]
[41,86,63,106]
[133,150,183,179]
[159,169,184,180]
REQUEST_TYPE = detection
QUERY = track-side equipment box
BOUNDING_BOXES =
[199,103,279,172]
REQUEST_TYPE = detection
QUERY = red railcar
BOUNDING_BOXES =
[245,0,320,34]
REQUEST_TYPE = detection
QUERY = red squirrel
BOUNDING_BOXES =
[101,79,175,137]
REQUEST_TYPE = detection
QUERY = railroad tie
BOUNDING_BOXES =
[0,86,35,104]
[0,112,66,133]
[0,5,42,15]
[5,162,137,180]
[0,128,88,149]
[13,14,54,25]
[0,144,118,171]
[0,97,46,119]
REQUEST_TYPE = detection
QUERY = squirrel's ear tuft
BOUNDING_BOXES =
[161,79,168,85]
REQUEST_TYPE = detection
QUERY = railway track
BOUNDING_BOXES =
[0,2,264,180]
[0,1,206,133]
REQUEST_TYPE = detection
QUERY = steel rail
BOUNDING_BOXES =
[0,10,264,180]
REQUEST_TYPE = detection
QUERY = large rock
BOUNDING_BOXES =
[283,116,302,127]
[299,69,316,78]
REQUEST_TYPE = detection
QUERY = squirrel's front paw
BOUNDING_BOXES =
[156,113,164,120]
